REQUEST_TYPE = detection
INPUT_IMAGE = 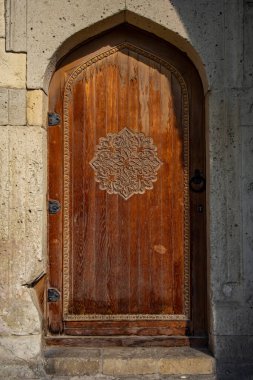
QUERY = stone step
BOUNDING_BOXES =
[44,347,216,378]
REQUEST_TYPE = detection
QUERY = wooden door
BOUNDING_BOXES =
[47,25,206,343]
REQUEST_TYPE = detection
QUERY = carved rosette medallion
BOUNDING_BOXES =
[90,127,162,200]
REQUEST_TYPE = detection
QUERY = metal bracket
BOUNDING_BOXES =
[48,199,61,214]
[48,288,60,302]
[48,112,60,126]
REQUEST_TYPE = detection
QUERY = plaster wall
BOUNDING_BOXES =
[0,0,252,378]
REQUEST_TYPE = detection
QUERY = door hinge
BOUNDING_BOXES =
[48,199,61,214]
[48,112,60,126]
[48,288,60,302]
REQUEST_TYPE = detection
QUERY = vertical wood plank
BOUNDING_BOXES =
[171,73,184,314]
[117,49,130,313]
[105,53,119,314]
[71,77,85,314]
[94,60,108,313]
[137,55,151,313]
[159,67,174,313]
[128,51,139,313]
[82,67,96,313]
[149,61,163,313]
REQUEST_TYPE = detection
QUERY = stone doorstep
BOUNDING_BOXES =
[44,347,216,377]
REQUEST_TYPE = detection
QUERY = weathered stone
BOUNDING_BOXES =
[5,0,27,52]
[0,126,9,241]
[0,126,44,348]
[26,0,126,90]
[159,356,215,375]
[102,347,215,376]
[45,348,100,376]
[27,90,47,127]
[212,304,253,335]
[242,126,253,305]
[8,89,26,125]
[223,0,243,88]
[0,39,26,88]
[0,335,41,360]
[243,1,253,87]
[0,0,4,38]
[44,347,215,377]
[103,358,158,375]
[240,88,253,126]
[213,335,253,363]
[0,88,8,124]
[0,89,26,125]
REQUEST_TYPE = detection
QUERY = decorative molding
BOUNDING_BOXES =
[90,127,162,200]
[64,313,188,321]
[63,42,190,321]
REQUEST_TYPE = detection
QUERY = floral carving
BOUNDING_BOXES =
[90,128,162,200]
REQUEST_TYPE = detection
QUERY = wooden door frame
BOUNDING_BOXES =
[45,24,207,346]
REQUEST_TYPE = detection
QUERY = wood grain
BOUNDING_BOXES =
[47,25,206,338]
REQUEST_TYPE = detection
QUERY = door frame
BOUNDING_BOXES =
[46,24,207,346]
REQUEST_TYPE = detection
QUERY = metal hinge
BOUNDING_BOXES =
[48,288,60,302]
[48,112,60,126]
[48,199,61,214]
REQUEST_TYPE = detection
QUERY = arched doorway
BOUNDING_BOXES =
[47,24,207,345]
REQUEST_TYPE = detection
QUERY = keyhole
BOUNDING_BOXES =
[197,204,204,213]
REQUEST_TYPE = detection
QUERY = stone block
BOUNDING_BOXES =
[0,335,41,360]
[217,360,253,380]
[159,356,215,375]
[0,89,26,125]
[45,349,100,376]
[223,0,243,88]
[0,88,8,125]
[212,304,253,335]
[27,90,47,127]
[126,0,224,90]
[26,0,125,90]
[0,364,36,379]
[0,0,4,38]
[102,347,215,376]
[0,39,26,88]
[8,89,26,125]
[0,126,45,339]
[243,1,253,87]
[213,335,253,363]
[46,357,100,376]
[0,126,9,241]
[103,358,158,375]
[242,126,253,302]
[240,88,253,126]
[5,0,27,52]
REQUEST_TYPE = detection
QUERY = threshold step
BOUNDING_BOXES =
[44,346,216,377]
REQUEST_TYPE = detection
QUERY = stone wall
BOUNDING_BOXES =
[0,0,252,378]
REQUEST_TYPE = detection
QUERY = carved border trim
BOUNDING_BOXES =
[62,42,190,321]
[64,314,188,321]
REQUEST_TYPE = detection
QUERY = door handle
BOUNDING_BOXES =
[189,170,206,193]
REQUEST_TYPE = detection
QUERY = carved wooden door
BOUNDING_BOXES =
[47,25,207,343]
